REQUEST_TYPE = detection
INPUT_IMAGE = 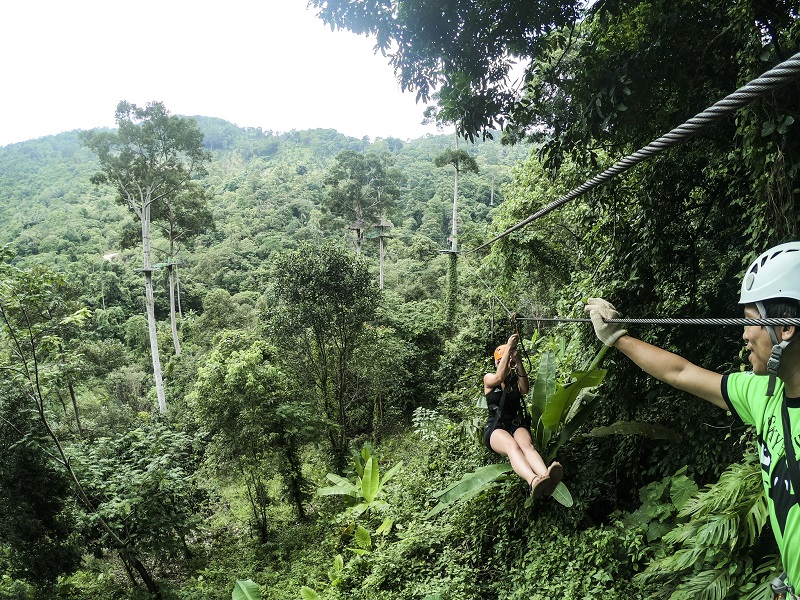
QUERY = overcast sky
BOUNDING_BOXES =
[0,0,443,147]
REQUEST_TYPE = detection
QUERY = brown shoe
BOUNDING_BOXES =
[543,461,563,496]
[529,474,550,499]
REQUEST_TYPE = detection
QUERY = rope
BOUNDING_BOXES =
[517,316,800,326]
[468,50,800,253]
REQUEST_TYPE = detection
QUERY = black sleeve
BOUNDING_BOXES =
[720,374,744,424]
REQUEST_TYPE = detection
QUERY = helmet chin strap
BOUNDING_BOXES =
[757,301,791,396]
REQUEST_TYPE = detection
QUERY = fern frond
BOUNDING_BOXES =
[670,567,732,600]
[663,521,699,545]
[741,494,769,547]
[694,513,738,548]
[649,546,706,574]
[679,456,761,519]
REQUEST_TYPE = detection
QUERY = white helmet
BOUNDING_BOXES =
[739,241,800,395]
[739,241,800,305]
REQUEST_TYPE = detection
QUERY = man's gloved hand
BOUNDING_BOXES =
[584,298,628,346]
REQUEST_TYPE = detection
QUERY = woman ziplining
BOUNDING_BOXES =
[483,331,563,499]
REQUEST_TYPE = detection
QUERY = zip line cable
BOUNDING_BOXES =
[516,316,800,326]
[465,262,800,330]
[467,50,800,254]
[470,271,800,328]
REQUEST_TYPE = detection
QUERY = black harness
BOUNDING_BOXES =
[484,373,531,450]
[772,397,800,599]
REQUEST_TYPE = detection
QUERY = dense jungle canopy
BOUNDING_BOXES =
[0,0,798,598]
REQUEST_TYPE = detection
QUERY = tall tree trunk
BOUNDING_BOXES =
[168,264,181,356]
[283,441,307,521]
[128,553,161,597]
[57,343,83,437]
[141,206,167,413]
[451,131,459,252]
[175,263,183,318]
[446,252,458,330]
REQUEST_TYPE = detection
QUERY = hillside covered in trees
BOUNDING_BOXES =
[1,0,798,598]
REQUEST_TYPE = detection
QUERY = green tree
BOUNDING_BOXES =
[189,330,314,533]
[0,248,161,594]
[151,184,215,356]
[434,145,480,253]
[269,241,381,461]
[72,421,206,587]
[0,380,81,587]
[323,150,403,253]
[309,0,582,139]
[81,101,211,413]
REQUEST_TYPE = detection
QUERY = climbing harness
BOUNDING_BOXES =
[484,373,511,448]
[771,572,799,600]
[467,50,800,254]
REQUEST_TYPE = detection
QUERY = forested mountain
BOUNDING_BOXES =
[0,119,539,598]
[0,121,526,310]
[1,0,798,597]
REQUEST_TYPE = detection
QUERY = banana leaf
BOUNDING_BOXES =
[380,460,404,487]
[361,456,379,503]
[317,472,359,498]
[427,463,512,518]
[530,350,557,416]
[541,369,606,430]
[232,579,260,600]
[546,391,602,461]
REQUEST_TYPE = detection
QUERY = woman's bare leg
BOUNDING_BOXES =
[513,427,548,476]
[489,428,536,484]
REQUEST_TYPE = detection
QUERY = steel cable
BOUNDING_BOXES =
[516,316,800,326]
[468,50,800,253]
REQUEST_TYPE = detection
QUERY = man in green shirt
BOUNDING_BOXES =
[585,241,800,596]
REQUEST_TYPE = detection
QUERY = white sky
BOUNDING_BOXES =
[0,0,443,147]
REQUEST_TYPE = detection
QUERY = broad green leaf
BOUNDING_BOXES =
[428,463,511,517]
[376,516,393,536]
[354,524,371,549]
[299,586,319,600]
[326,473,350,485]
[531,350,557,415]
[669,473,699,510]
[547,392,602,461]
[379,460,403,487]
[361,456,379,503]
[232,579,260,600]
[541,369,606,430]
[317,482,359,497]
[351,502,369,516]
[347,547,370,555]
[551,482,574,507]
[328,553,344,584]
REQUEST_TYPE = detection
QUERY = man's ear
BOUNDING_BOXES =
[781,324,797,342]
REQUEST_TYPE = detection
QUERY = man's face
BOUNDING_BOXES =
[742,304,775,375]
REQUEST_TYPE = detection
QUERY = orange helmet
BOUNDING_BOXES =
[493,344,508,361]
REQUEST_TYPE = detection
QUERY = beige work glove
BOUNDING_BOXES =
[584,298,628,346]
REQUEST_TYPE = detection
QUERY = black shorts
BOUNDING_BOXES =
[483,413,531,451]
